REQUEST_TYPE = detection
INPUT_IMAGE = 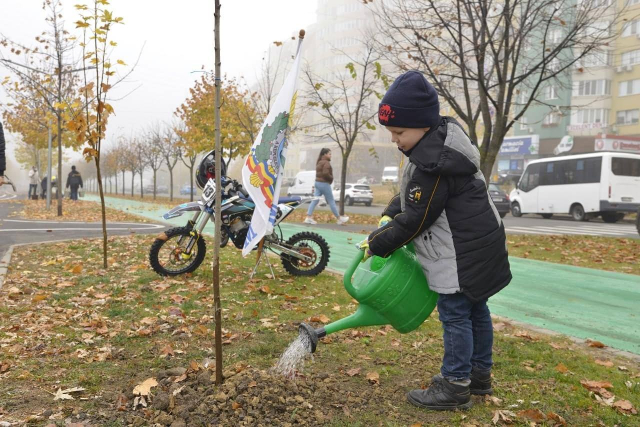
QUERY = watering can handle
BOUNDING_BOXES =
[343,249,364,299]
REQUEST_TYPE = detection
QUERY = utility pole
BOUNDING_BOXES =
[212,0,223,386]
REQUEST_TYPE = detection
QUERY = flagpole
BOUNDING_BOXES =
[212,0,223,386]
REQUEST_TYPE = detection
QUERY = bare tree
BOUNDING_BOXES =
[133,139,147,198]
[304,42,388,215]
[159,123,181,201]
[119,139,138,197]
[370,0,628,180]
[144,125,165,200]
[1,0,81,215]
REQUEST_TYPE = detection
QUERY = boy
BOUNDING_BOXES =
[361,71,512,410]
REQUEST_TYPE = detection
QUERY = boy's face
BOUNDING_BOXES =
[386,126,430,152]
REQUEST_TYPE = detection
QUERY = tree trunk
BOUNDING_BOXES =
[115,172,118,195]
[131,171,135,197]
[189,165,194,202]
[213,0,223,386]
[338,154,350,216]
[56,113,63,216]
[140,171,143,198]
[95,157,108,269]
[153,169,157,201]
[169,168,174,202]
[122,170,125,195]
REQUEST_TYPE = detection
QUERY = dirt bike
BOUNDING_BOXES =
[148,176,331,277]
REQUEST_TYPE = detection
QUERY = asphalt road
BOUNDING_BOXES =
[308,203,639,239]
[0,201,167,261]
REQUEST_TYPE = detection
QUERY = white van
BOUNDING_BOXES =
[382,166,399,183]
[287,170,316,196]
[509,152,640,222]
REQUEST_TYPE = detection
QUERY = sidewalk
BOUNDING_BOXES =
[86,195,640,355]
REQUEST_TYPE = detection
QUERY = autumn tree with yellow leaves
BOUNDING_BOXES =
[66,0,125,268]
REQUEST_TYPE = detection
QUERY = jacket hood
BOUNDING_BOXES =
[408,116,480,176]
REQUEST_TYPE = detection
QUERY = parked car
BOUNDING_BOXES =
[488,183,509,218]
[180,184,197,196]
[381,166,399,183]
[333,183,373,206]
[287,171,316,196]
[157,185,169,194]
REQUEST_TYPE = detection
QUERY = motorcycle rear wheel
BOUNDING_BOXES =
[149,227,206,276]
[280,231,330,276]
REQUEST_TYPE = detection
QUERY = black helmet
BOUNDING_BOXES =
[196,150,227,189]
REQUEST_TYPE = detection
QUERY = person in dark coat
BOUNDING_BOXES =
[66,166,83,200]
[360,71,511,411]
[0,121,6,187]
[304,148,349,225]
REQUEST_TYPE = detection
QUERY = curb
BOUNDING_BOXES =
[0,245,14,290]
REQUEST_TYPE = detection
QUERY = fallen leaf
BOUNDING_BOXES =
[32,294,47,303]
[580,380,613,392]
[484,395,503,406]
[132,378,158,396]
[310,314,330,324]
[493,322,507,331]
[594,359,613,368]
[518,408,546,423]
[612,399,637,415]
[366,371,380,385]
[71,264,83,274]
[546,412,567,426]
[53,387,85,401]
[514,330,534,340]
[259,285,271,294]
[346,368,361,377]
[555,363,569,373]
[232,401,242,410]
[492,409,516,425]
[587,340,606,348]
[618,365,628,371]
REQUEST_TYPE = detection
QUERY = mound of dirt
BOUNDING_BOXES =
[98,363,384,426]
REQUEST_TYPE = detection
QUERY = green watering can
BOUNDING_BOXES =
[299,243,438,352]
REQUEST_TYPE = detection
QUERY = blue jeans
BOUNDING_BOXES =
[437,293,493,381]
[28,184,37,198]
[307,181,339,217]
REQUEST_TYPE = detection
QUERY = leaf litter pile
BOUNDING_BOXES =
[8,198,147,223]
[0,235,639,425]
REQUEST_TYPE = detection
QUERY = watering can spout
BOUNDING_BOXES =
[298,323,326,353]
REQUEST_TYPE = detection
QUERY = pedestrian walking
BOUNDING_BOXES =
[41,175,48,199]
[360,71,512,411]
[304,148,349,225]
[28,166,40,199]
[66,166,83,201]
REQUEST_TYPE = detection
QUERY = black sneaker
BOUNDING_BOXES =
[407,378,472,411]
[431,370,493,396]
[469,369,493,396]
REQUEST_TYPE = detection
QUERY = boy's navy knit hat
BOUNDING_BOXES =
[378,71,440,128]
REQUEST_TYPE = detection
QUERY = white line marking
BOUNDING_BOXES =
[2,219,154,226]
[520,226,631,236]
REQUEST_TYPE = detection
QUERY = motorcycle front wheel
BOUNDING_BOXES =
[280,231,330,276]
[149,227,206,276]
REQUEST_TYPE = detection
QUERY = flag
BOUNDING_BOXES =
[241,40,304,256]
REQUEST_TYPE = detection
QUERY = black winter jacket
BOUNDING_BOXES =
[368,117,511,302]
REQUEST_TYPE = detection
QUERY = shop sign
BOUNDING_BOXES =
[499,135,539,155]
[595,137,640,153]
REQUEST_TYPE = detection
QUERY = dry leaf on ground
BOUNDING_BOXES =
[345,368,361,377]
[366,371,380,385]
[492,410,516,425]
[132,378,158,396]
[546,412,567,426]
[612,399,637,415]
[53,387,85,401]
[580,380,613,392]
[518,408,546,423]
[594,359,614,368]
[587,340,606,348]
[555,363,569,373]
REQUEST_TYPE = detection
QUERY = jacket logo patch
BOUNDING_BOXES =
[408,186,422,203]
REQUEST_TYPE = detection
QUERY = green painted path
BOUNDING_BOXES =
[89,195,640,354]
